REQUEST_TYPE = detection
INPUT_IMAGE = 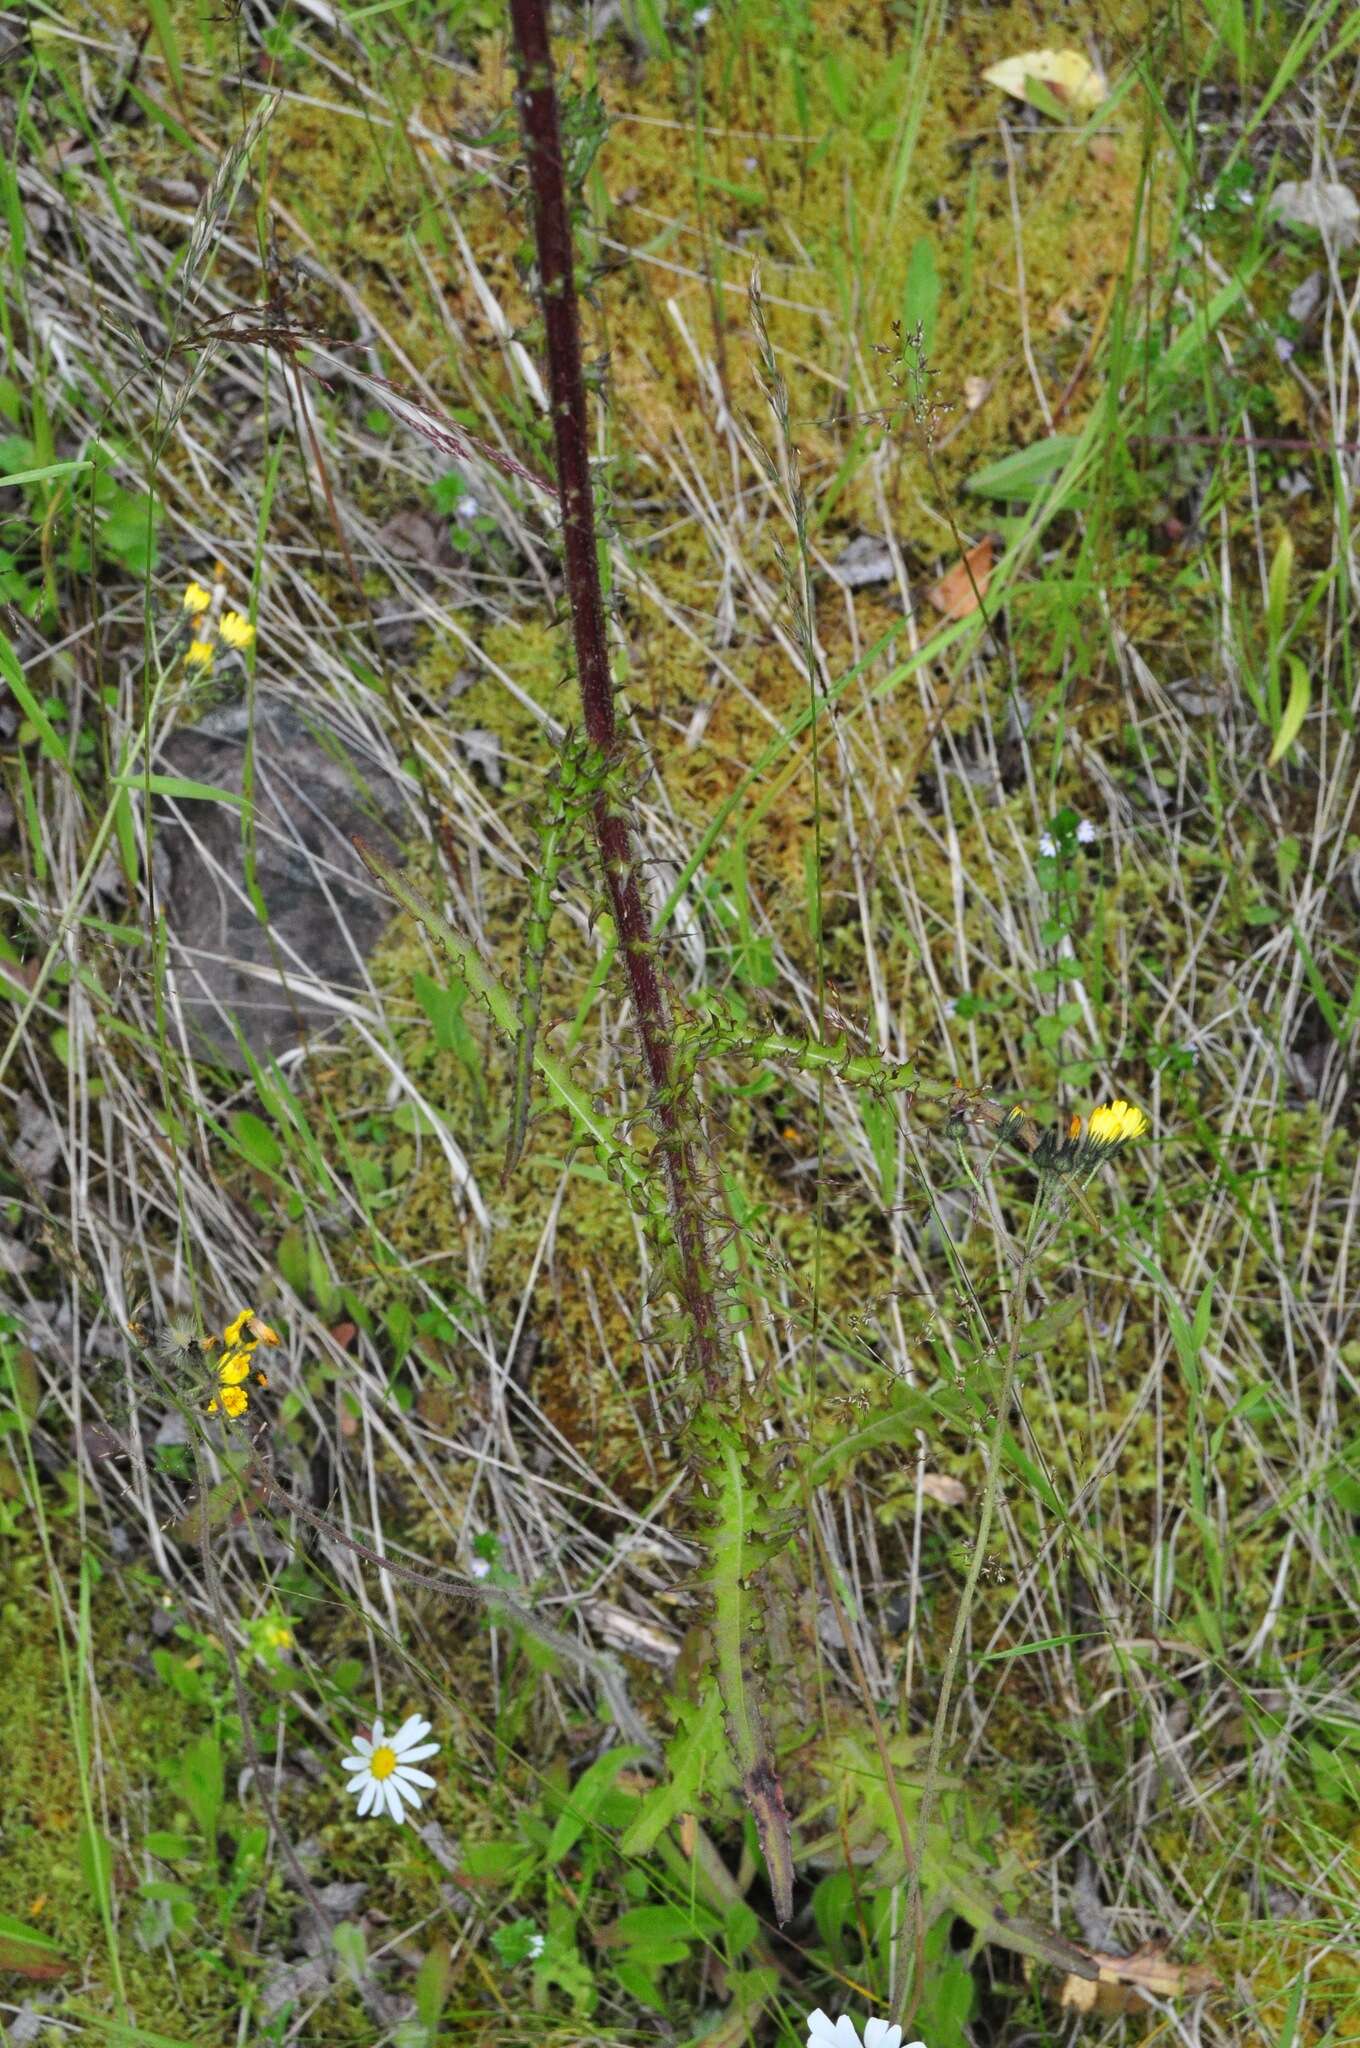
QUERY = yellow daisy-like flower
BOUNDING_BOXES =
[204,1307,277,1417]
[182,581,213,614]
[1010,1097,1150,1176]
[1087,1099,1149,1146]
[217,1350,252,1388]
[185,639,215,670]
[218,610,255,651]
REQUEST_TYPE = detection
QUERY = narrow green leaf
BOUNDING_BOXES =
[1267,654,1310,765]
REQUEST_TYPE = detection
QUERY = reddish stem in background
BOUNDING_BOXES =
[508,0,723,1394]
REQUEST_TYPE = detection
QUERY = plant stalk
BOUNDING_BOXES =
[507,0,721,1389]
[507,0,796,1922]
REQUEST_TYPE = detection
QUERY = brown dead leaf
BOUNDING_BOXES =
[920,1472,967,1506]
[928,536,995,620]
[1060,1940,1218,2015]
[0,1931,72,1981]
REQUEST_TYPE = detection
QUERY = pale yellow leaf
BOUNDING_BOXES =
[982,49,1108,117]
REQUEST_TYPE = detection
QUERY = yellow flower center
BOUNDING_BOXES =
[369,1744,398,1781]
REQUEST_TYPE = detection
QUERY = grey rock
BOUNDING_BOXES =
[1266,179,1360,248]
[1287,271,1323,323]
[829,532,897,589]
[153,702,406,1067]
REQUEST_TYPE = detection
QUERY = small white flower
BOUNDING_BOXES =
[1038,831,1057,857]
[693,5,712,21]
[469,1556,492,1580]
[526,1932,545,1959]
[342,1713,441,1824]
[805,2013,925,2048]
[457,495,480,521]
[1076,817,1098,845]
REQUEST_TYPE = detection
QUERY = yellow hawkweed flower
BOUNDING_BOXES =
[204,1307,276,1416]
[1087,1099,1149,1146]
[182,581,213,614]
[218,610,255,651]
[1016,1097,1150,1175]
[185,639,215,670]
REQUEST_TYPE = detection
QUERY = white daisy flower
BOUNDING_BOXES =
[1076,817,1098,845]
[342,1713,441,1824]
[1038,831,1057,857]
[805,2014,925,2048]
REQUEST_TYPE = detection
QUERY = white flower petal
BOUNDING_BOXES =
[392,1740,440,1764]
[805,2017,849,2048]
[834,2022,863,2048]
[392,1765,437,1790]
[391,1714,431,1751]
[864,2024,903,2048]
[369,1718,385,1748]
[384,1778,405,1823]
[341,1753,371,1774]
[355,1777,380,1817]
[395,1779,426,1812]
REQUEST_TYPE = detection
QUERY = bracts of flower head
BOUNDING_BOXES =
[1000,1097,1149,1177]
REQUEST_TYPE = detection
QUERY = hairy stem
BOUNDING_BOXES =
[506,0,794,1920]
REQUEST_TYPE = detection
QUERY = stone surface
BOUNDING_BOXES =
[1266,179,1360,248]
[154,701,406,1068]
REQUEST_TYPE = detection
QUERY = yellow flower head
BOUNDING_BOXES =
[218,610,255,651]
[217,1350,252,1388]
[185,639,215,670]
[1087,1099,1149,1146]
[263,1621,294,1651]
[182,581,213,615]
[209,1382,249,1419]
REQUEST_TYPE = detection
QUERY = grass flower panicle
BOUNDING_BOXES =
[342,1713,441,1823]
